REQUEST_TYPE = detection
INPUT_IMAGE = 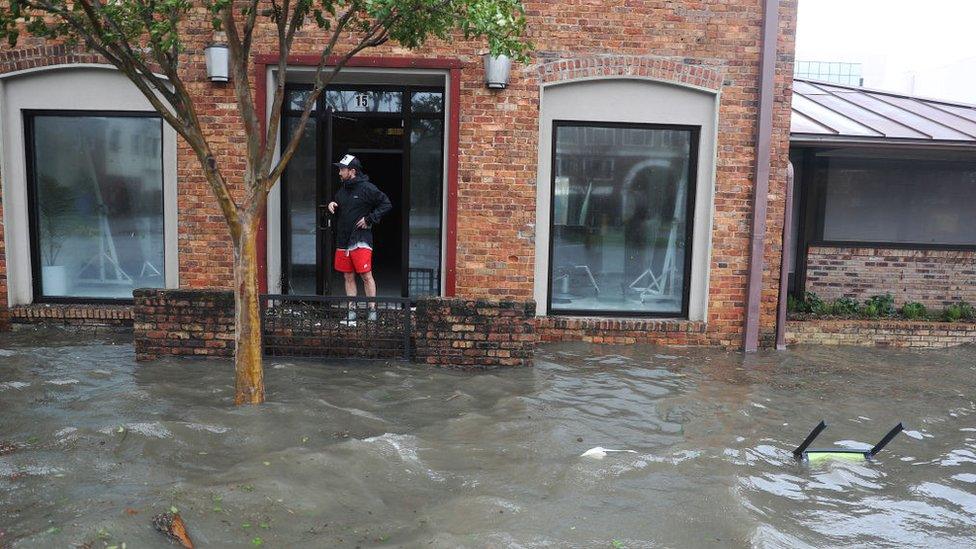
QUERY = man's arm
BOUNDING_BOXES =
[366,184,393,225]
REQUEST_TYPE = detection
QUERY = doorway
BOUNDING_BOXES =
[279,84,445,298]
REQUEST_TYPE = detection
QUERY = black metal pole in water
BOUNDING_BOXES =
[793,420,827,458]
[869,423,905,457]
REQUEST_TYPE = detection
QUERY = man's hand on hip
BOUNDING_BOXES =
[328,201,338,214]
[356,217,369,229]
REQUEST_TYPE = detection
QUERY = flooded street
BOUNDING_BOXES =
[1,329,975,548]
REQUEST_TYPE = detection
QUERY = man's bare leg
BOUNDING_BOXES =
[343,272,358,296]
[360,271,377,320]
[360,271,376,298]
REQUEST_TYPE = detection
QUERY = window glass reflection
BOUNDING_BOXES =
[408,119,444,297]
[30,115,165,299]
[550,124,695,315]
[283,116,318,294]
[326,90,402,113]
[411,92,444,113]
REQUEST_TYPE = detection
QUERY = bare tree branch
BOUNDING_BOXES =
[265,11,398,190]
[222,4,262,192]
[22,0,243,235]
[241,0,261,54]
[258,0,356,175]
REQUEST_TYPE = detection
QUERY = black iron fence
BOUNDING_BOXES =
[260,294,412,360]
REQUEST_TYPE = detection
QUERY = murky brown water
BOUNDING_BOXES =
[1,328,975,548]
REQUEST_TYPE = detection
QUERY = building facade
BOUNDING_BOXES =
[789,79,976,309]
[0,1,798,348]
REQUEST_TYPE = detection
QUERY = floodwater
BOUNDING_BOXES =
[1,329,975,548]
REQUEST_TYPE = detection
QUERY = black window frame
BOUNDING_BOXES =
[279,83,446,299]
[547,119,699,319]
[24,109,166,305]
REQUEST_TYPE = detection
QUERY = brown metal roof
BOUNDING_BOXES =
[791,79,976,147]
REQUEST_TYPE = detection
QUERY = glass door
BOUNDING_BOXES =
[327,113,405,297]
[280,84,446,298]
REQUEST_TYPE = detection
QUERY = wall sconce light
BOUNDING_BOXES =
[204,42,229,83]
[483,53,512,89]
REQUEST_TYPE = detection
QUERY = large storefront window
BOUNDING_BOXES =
[549,122,697,316]
[821,156,976,246]
[27,113,164,300]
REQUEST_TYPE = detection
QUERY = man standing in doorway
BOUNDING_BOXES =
[328,154,392,322]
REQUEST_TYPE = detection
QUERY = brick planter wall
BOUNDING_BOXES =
[805,246,976,309]
[413,298,537,369]
[10,304,133,327]
[133,289,235,361]
[787,319,976,348]
[537,317,709,346]
[133,290,537,367]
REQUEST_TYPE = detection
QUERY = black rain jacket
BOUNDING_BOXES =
[333,173,392,249]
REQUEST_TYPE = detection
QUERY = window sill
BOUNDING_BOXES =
[10,303,134,327]
[537,315,706,333]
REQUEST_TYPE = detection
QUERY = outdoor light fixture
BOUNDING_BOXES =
[204,42,229,83]
[483,53,512,89]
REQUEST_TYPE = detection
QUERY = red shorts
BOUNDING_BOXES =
[334,247,373,274]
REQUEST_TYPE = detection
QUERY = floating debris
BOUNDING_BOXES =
[0,440,16,456]
[152,512,194,548]
[580,447,638,460]
[46,378,80,386]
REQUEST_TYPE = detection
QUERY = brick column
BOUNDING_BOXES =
[413,297,537,369]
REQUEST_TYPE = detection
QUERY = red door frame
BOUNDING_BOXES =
[253,55,462,296]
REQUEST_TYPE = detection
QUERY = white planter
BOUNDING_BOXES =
[483,54,512,89]
[42,265,68,296]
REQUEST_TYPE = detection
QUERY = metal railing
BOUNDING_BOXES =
[260,294,411,360]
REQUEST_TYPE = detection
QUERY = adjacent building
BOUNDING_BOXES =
[789,78,976,308]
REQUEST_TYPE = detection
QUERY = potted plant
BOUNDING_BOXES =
[37,175,81,296]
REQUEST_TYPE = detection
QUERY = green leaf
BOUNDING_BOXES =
[252,537,264,546]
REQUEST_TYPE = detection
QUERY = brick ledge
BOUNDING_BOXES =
[787,319,976,348]
[10,303,134,327]
[537,316,708,345]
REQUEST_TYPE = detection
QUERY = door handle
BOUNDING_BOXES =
[318,206,331,230]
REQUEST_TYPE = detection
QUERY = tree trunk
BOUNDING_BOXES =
[233,213,265,405]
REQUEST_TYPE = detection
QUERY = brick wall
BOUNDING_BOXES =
[9,304,132,327]
[414,298,537,368]
[1,1,799,348]
[133,289,235,361]
[805,246,976,309]
[537,317,708,346]
[134,290,537,367]
[788,319,976,348]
